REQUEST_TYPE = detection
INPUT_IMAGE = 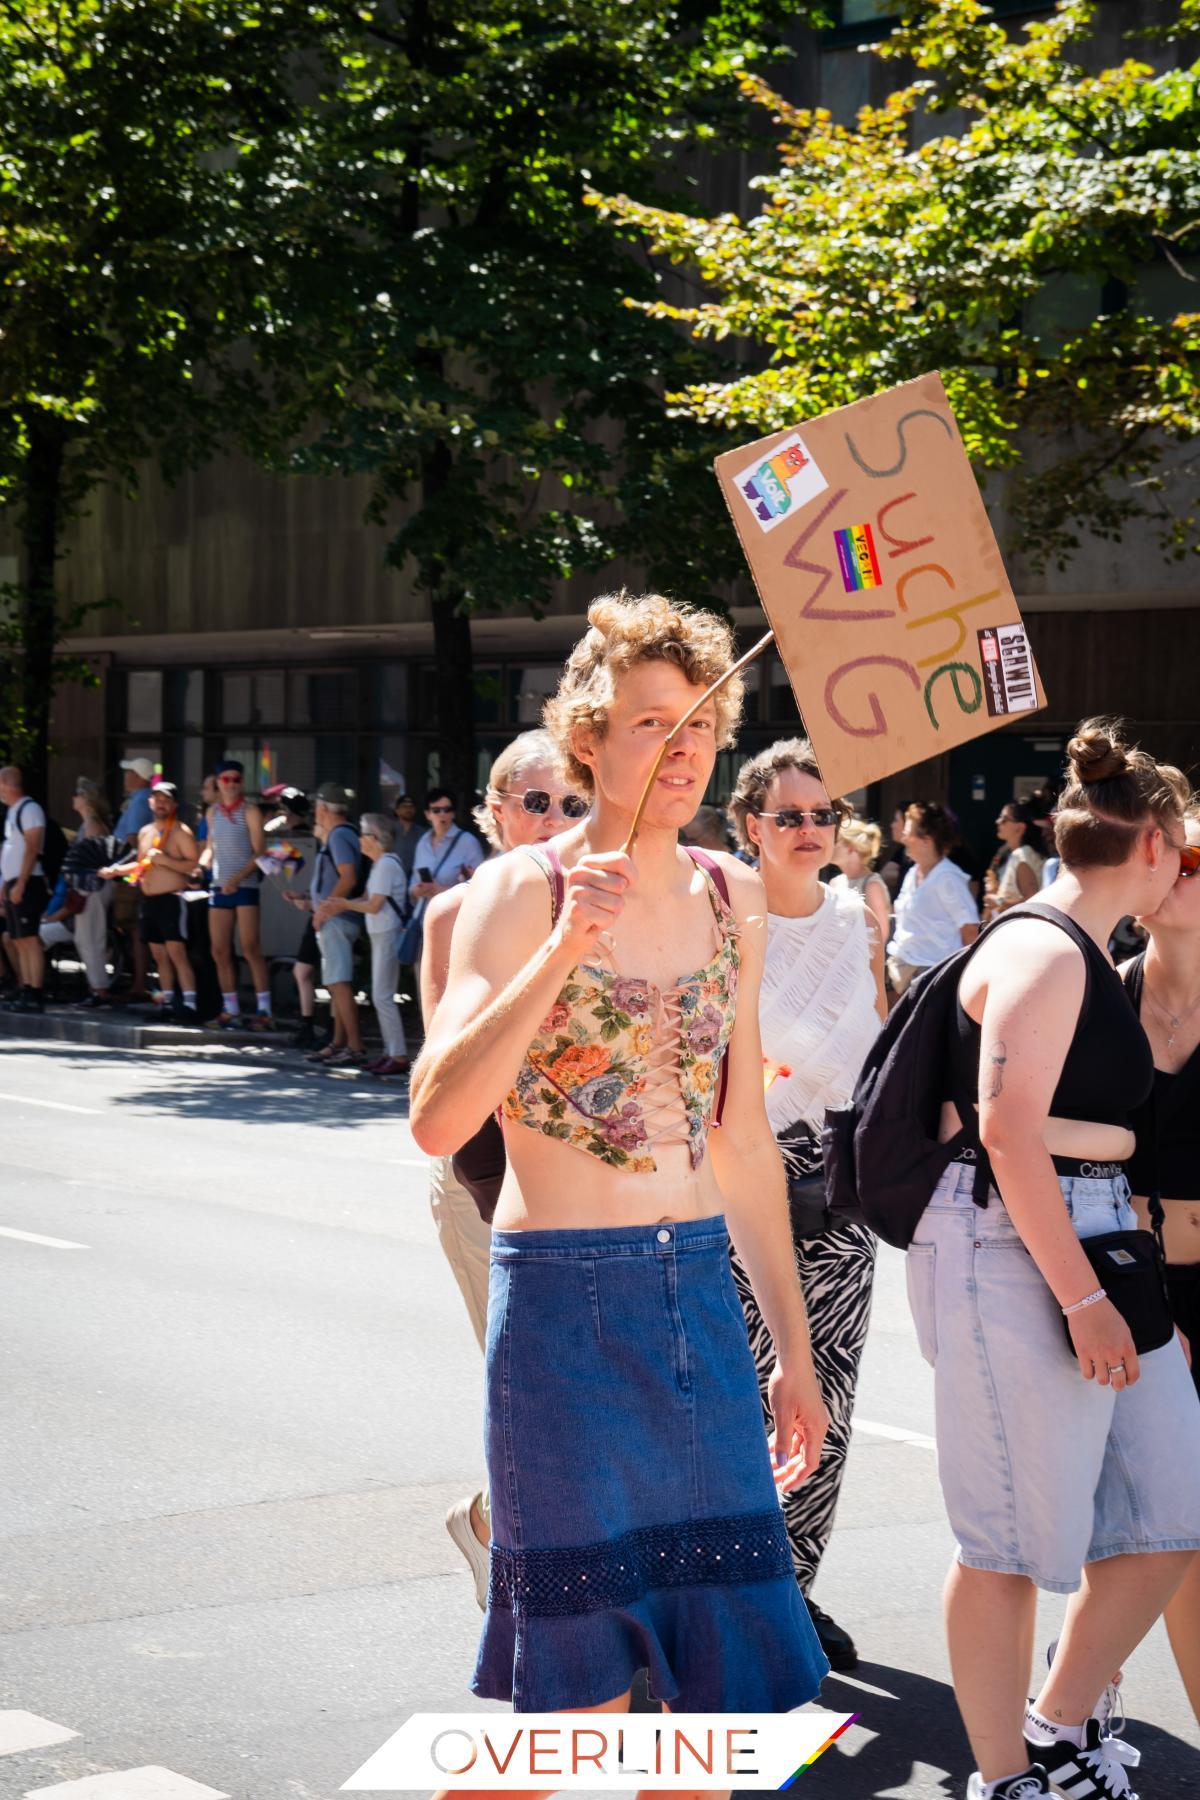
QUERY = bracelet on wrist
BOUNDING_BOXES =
[1062,1287,1107,1317]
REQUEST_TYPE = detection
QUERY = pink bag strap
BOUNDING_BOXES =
[683,846,731,1128]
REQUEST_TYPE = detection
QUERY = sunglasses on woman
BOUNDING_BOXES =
[756,807,840,830]
[1179,843,1200,878]
[501,788,589,820]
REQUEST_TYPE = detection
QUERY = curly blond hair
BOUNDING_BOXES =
[838,816,882,865]
[544,592,743,795]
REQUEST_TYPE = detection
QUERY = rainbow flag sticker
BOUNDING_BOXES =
[834,523,882,593]
[777,1713,860,1786]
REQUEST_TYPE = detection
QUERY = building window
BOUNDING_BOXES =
[127,670,162,734]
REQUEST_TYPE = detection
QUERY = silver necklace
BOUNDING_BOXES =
[1143,977,1200,1050]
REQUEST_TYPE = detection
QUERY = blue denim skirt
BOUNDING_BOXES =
[472,1214,829,1711]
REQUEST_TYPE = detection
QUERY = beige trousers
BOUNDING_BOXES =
[429,1154,492,1522]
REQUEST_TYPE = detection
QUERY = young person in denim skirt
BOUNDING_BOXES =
[412,594,830,1747]
[1122,804,1200,1727]
[908,720,1200,1800]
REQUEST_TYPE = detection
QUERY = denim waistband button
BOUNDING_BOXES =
[656,1228,671,1243]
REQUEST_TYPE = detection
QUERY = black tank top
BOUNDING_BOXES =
[952,902,1154,1126]
[1122,954,1200,1200]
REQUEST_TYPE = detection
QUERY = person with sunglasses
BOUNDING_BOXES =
[908,722,1200,1800]
[407,789,484,969]
[1122,809,1200,1728]
[889,801,980,996]
[411,594,829,1733]
[727,739,886,1672]
[421,731,589,1606]
[203,760,274,1030]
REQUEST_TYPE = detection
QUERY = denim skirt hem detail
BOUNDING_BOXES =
[472,1214,829,1713]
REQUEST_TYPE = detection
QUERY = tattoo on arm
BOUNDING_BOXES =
[984,1040,1008,1101]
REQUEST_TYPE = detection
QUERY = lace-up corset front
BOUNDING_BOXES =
[502,843,739,1172]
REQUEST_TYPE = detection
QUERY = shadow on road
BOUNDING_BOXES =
[0,1040,412,1128]
[801,1661,1199,1799]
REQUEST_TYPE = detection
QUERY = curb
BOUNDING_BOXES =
[0,1009,276,1052]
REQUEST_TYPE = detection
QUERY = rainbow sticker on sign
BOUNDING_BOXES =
[733,432,828,533]
[834,523,882,593]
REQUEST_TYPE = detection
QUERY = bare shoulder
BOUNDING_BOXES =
[424,886,467,939]
[451,843,555,945]
[971,916,1087,992]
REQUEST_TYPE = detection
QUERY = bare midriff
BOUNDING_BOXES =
[1132,1194,1200,1265]
[493,1128,726,1231]
[937,1100,1135,1166]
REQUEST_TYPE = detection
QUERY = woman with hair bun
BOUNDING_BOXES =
[907,719,1200,1800]
[412,593,829,1747]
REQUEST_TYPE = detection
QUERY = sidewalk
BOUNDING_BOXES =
[0,1001,421,1061]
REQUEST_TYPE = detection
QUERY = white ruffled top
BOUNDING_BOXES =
[761,882,881,1135]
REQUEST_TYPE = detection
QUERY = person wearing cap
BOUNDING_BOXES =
[305,783,366,1066]
[99,781,201,1022]
[115,758,157,844]
[392,793,422,880]
[315,811,409,1076]
[203,760,274,1030]
[267,787,324,1049]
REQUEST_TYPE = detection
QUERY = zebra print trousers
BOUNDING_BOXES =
[729,1216,876,1593]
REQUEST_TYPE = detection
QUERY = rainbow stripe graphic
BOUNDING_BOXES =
[834,523,883,593]
[777,1713,860,1786]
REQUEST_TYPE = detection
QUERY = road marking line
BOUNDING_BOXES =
[24,1768,229,1799]
[388,1157,428,1167]
[852,1414,936,1450]
[0,1226,89,1250]
[0,1712,80,1756]
[0,1091,101,1115]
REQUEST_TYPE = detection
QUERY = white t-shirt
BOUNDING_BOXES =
[892,856,978,970]
[2,798,45,882]
[366,853,409,936]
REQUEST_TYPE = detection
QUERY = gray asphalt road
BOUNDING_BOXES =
[0,1039,1196,1799]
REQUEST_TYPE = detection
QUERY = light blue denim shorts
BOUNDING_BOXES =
[316,913,359,986]
[907,1162,1200,1593]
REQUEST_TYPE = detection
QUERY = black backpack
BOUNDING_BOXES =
[15,799,68,886]
[822,902,1079,1249]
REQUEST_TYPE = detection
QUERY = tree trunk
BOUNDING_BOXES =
[421,438,478,819]
[431,588,478,816]
[18,416,67,797]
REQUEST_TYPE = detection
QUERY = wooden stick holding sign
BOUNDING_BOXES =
[622,629,777,854]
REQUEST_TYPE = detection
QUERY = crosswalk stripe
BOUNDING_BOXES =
[0,1713,80,1757]
[24,1769,230,1799]
[852,1414,936,1450]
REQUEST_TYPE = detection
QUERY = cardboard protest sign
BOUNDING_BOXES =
[715,372,1045,797]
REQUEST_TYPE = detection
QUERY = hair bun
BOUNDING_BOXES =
[1067,727,1128,785]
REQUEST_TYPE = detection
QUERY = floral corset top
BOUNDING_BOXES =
[501,843,739,1173]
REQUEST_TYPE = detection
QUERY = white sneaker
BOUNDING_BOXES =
[1045,1638,1125,1737]
[966,1769,1049,1800]
[445,1492,490,1610]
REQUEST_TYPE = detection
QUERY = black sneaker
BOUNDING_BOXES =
[1025,1720,1141,1799]
[967,1770,1049,1800]
[804,1595,858,1671]
[174,1006,201,1027]
[75,993,112,1010]
[290,1018,318,1049]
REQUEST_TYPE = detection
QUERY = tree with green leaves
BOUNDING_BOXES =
[594,0,1200,577]
[255,0,816,806]
[0,0,342,790]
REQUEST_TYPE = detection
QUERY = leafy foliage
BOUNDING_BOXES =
[593,0,1200,572]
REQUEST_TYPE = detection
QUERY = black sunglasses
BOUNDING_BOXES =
[756,807,839,830]
[501,788,589,820]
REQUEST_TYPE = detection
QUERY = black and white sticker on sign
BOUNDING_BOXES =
[978,623,1037,717]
